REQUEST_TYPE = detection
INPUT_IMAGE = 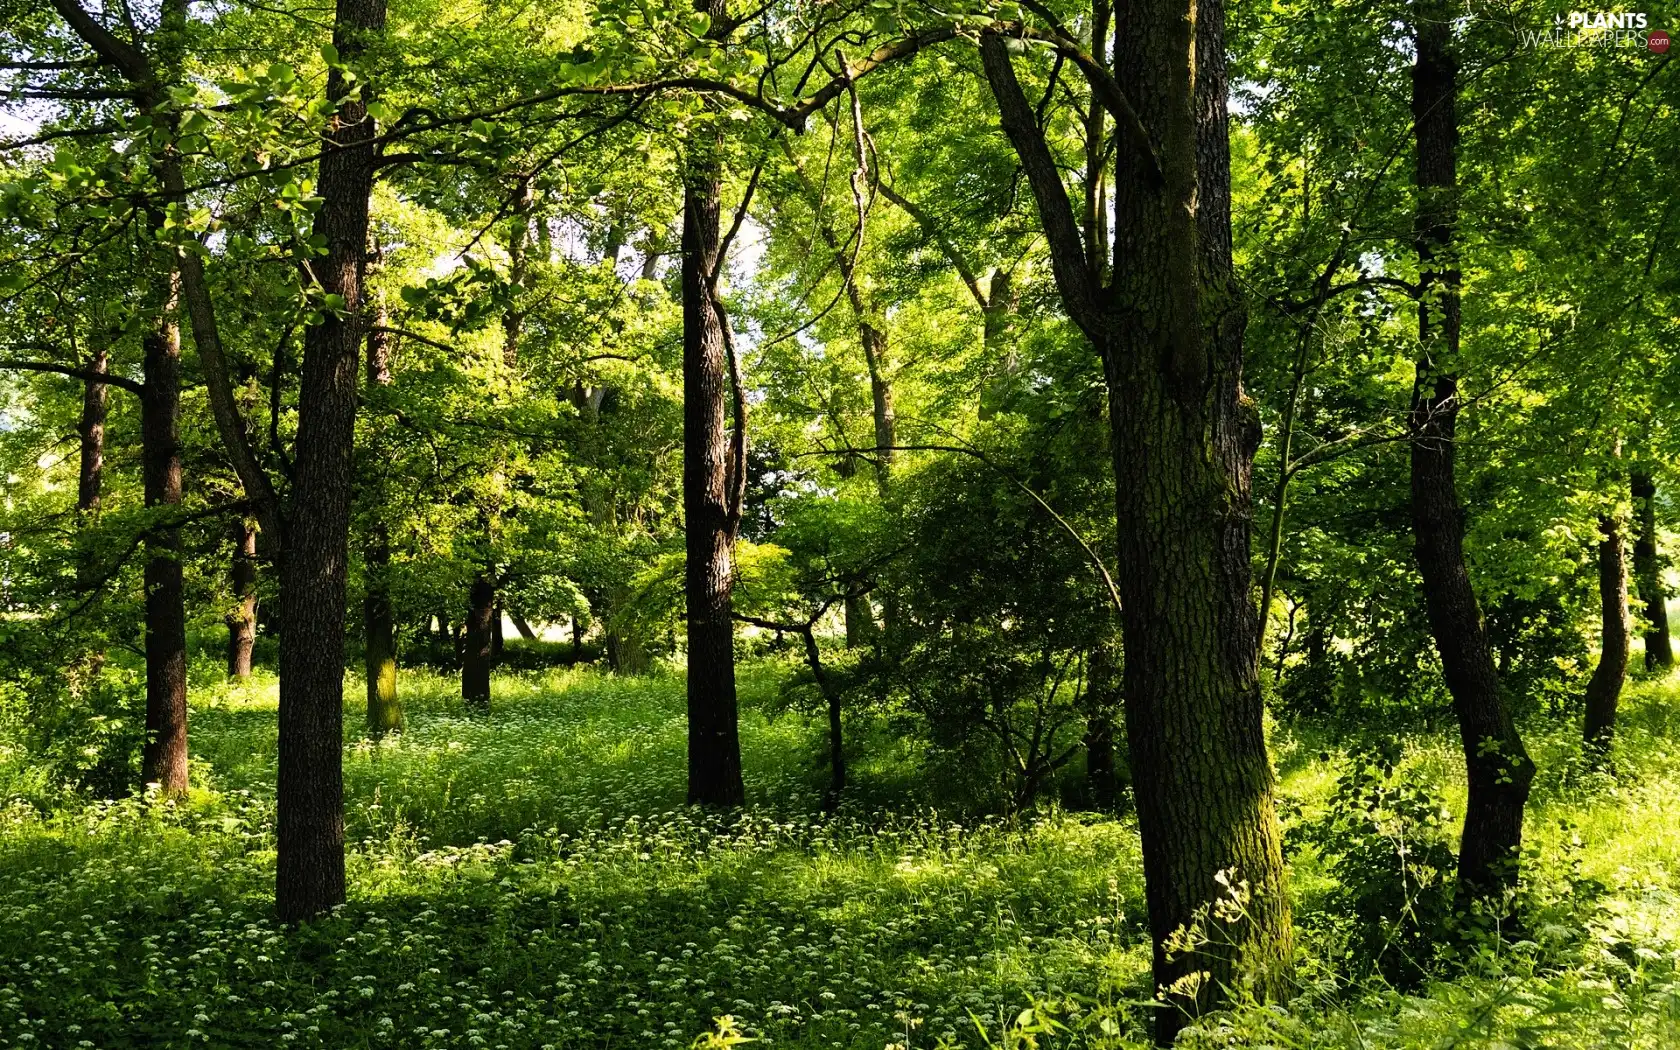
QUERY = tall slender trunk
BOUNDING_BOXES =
[1631,468,1672,668]
[682,0,745,808]
[140,274,188,796]
[978,269,1021,418]
[76,350,107,520]
[1409,1,1533,905]
[276,0,386,922]
[74,349,109,675]
[462,573,494,711]
[1584,514,1631,754]
[983,0,1292,1032]
[363,298,400,734]
[227,519,258,679]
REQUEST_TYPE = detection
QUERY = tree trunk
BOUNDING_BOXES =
[227,519,258,679]
[983,6,1291,1032]
[363,289,400,734]
[799,626,844,805]
[364,525,400,734]
[1584,514,1631,754]
[1409,1,1533,907]
[76,349,107,520]
[682,9,745,808]
[462,573,494,711]
[510,613,538,641]
[1632,468,1672,668]
[140,276,188,797]
[1083,638,1121,811]
[276,0,385,923]
[492,603,505,660]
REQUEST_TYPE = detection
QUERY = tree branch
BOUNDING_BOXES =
[0,357,144,395]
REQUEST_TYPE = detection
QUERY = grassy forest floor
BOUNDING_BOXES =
[2,659,1679,1048]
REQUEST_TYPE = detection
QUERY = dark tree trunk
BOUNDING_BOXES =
[227,519,258,679]
[799,626,843,805]
[140,280,188,797]
[76,349,107,519]
[1083,639,1121,811]
[462,574,494,711]
[1408,2,1533,907]
[1584,514,1631,754]
[682,7,745,807]
[491,604,505,659]
[570,615,583,654]
[981,0,1292,1034]
[510,613,538,641]
[275,0,385,923]
[1632,468,1672,669]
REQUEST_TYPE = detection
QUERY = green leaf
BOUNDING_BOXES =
[320,42,340,67]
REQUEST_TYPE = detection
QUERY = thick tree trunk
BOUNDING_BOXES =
[462,574,494,711]
[1584,514,1631,754]
[1631,468,1672,669]
[682,14,745,807]
[984,2,1292,1031]
[276,0,385,923]
[227,519,258,679]
[1409,3,1533,907]
[140,280,188,797]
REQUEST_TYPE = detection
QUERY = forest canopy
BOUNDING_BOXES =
[1,0,1678,1046]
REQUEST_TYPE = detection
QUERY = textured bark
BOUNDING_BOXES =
[227,519,258,679]
[982,1,1292,1034]
[1408,2,1533,906]
[140,276,188,797]
[681,0,745,808]
[1631,469,1672,668]
[1584,514,1631,754]
[462,574,494,712]
[276,0,385,922]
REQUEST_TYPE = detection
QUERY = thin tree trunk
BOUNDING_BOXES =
[1584,514,1631,754]
[276,0,386,922]
[363,292,400,734]
[462,573,494,712]
[75,348,109,675]
[510,613,538,641]
[1409,1,1533,906]
[227,519,258,679]
[682,5,745,808]
[799,625,844,804]
[1632,467,1672,668]
[140,273,188,797]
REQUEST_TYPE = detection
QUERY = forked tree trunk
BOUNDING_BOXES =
[276,0,386,922]
[462,574,494,712]
[140,276,188,796]
[1584,514,1631,754]
[682,3,745,808]
[227,519,258,679]
[1631,468,1672,669]
[1409,1,1533,906]
[981,5,1292,1035]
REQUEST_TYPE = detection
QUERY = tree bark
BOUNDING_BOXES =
[227,519,258,679]
[682,1,746,808]
[363,292,400,734]
[510,613,538,641]
[462,573,494,711]
[140,275,188,797]
[1408,1,1533,907]
[1632,468,1672,668]
[276,0,385,922]
[1584,514,1630,755]
[76,349,107,519]
[981,6,1292,1034]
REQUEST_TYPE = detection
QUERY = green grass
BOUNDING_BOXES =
[2,662,1679,1048]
